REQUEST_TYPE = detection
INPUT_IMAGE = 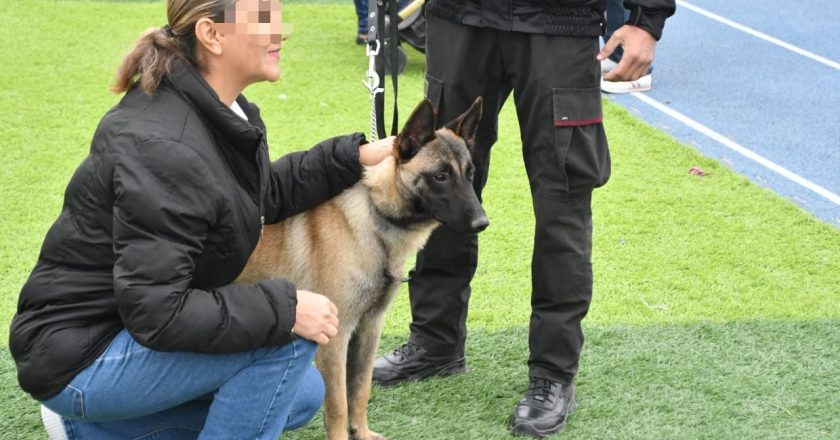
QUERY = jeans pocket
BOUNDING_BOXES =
[41,384,85,419]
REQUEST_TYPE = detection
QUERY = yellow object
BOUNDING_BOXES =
[398,0,424,20]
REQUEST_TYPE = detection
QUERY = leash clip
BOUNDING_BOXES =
[362,39,383,94]
[362,39,384,141]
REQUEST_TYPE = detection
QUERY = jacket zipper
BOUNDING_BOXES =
[255,134,267,237]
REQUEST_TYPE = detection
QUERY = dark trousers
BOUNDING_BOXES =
[408,14,611,384]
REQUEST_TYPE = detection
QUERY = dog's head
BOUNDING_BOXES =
[393,97,489,234]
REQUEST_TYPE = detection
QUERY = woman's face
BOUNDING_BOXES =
[217,0,288,84]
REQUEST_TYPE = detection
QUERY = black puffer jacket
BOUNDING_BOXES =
[427,0,676,40]
[10,59,365,401]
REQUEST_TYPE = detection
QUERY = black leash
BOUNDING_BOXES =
[364,0,399,140]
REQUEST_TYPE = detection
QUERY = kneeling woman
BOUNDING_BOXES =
[10,0,392,438]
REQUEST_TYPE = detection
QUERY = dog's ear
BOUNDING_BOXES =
[398,99,436,161]
[445,97,483,150]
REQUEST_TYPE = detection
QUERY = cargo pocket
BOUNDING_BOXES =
[552,87,603,128]
[424,74,444,114]
[543,87,604,200]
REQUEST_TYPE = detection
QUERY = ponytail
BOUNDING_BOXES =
[112,0,236,95]
[112,27,184,95]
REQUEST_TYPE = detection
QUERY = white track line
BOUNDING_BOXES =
[630,92,840,206]
[677,0,840,71]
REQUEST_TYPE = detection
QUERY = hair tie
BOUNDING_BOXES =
[162,24,174,37]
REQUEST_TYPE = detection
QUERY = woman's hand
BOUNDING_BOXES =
[359,136,396,166]
[292,290,339,345]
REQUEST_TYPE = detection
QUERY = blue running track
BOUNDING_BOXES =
[606,0,840,227]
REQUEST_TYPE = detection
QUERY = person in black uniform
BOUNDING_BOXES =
[372,0,675,437]
[10,1,393,438]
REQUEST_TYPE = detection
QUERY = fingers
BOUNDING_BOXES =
[359,136,396,166]
[324,322,338,339]
[603,56,648,82]
[292,290,340,345]
[319,295,339,327]
[377,136,397,148]
[308,322,338,346]
[598,34,620,61]
[313,297,338,344]
[602,25,656,82]
[313,333,330,345]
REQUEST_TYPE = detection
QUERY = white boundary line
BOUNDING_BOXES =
[677,0,840,71]
[630,92,840,206]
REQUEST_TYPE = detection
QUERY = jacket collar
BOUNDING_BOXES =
[165,58,265,146]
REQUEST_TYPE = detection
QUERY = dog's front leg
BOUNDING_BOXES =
[316,332,352,440]
[346,311,387,440]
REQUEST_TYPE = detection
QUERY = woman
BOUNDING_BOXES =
[9,0,393,438]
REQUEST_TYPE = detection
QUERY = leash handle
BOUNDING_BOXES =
[363,0,399,142]
[388,0,399,137]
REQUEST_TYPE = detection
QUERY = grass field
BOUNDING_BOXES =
[1,1,839,439]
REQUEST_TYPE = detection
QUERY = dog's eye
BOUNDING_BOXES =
[466,169,475,180]
[433,172,448,182]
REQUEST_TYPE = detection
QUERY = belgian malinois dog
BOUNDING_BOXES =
[237,98,487,440]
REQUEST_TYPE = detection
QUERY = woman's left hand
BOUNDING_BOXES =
[359,136,396,166]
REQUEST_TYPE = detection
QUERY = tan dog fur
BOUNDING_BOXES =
[236,98,484,440]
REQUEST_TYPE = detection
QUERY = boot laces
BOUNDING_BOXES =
[526,377,556,403]
[392,342,423,361]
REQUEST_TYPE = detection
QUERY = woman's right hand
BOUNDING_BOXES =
[292,290,339,345]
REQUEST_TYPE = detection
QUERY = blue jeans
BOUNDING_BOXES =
[604,0,631,63]
[41,329,324,439]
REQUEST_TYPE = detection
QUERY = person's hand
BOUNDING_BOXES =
[598,25,657,82]
[359,136,396,166]
[292,290,339,345]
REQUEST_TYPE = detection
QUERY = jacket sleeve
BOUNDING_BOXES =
[622,0,676,41]
[264,133,365,224]
[112,139,297,353]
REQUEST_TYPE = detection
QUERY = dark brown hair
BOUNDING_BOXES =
[112,0,236,95]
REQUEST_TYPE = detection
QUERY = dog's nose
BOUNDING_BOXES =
[470,216,489,232]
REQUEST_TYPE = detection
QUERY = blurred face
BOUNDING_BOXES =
[215,0,291,84]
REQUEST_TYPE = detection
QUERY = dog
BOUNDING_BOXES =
[236,98,487,440]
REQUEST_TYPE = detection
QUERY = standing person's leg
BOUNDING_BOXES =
[41,329,323,439]
[372,14,512,384]
[603,0,630,63]
[502,32,610,437]
[354,0,368,44]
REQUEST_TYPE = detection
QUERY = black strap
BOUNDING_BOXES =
[375,2,387,139]
[368,0,399,139]
[388,0,399,137]
[366,0,378,43]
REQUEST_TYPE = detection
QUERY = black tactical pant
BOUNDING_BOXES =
[408,14,611,384]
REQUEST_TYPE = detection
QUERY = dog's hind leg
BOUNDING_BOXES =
[317,331,353,440]
[346,311,388,440]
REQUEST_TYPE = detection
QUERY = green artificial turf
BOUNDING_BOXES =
[1,1,838,439]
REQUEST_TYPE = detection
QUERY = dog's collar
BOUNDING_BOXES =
[371,203,433,230]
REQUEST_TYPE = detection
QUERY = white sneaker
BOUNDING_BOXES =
[600,57,619,76]
[41,405,69,440]
[600,73,652,94]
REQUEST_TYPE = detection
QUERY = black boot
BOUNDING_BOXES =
[509,378,576,438]
[372,342,467,386]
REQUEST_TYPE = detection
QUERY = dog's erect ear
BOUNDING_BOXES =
[398,99,436,161]
[445,97,483,150]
